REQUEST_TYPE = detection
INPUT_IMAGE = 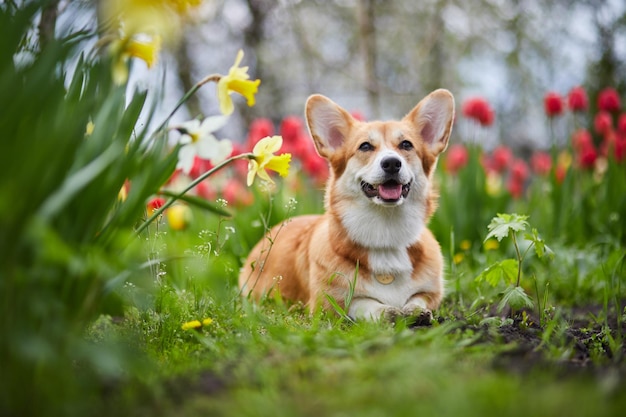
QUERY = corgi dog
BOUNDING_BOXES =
[239,89,455,321]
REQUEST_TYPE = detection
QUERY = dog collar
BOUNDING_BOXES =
[375,273,395,285]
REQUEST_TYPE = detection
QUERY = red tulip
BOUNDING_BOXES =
[617,114,626,134]
[614,136,626,162]
[530,151,552,176]
[572,129,593,151]
[510,158,529,182]
[507,177,524,199]
[189,156,213,179]
[567,86,588,112]
[597,88,621,112]
[577,144,597,169]
[594,111,613,135]
[462,97,495,126]
[444,144,469,174]
[147,197,166,216]
[247,118,275,149]
[489,145,513,173]
[544,92,564,117]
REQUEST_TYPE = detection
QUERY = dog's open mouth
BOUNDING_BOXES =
[361,180,411,202]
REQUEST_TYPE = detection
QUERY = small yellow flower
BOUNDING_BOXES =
[166,204,192,230]
[247,136,291,186]
[181,320,202,330]
[202,318,213,326]
[460,240,472,251]
[118,188,127,202]
[484,239,499,251]
[85,121,95,137]
[217,50,261,115]
[453,253,465,265]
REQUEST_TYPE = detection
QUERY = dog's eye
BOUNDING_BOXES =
[359,142,374,152]
[399,140,414,151]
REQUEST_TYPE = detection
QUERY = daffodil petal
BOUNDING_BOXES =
[212,139,233,165]
[232,49,244,69]
[201,115,230,134]
[253,135,282,156]
[217,81,235,116]
[247,160,259,186]
[177,144,195,174]
[180,119,202,132]
[264,153,291,178]
[195,135,219,159]
[228,79,260,106]
[255,167,274,184]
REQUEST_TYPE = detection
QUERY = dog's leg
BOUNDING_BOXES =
[401,293,434,325]
[347,297,402,321]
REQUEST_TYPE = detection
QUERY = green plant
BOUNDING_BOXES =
[476,213,554,314]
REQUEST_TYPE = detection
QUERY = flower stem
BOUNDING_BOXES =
[154,74,222,133]
[512,232,523,287]
[135,152,254,235]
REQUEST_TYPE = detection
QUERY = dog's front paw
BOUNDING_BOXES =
[381,306,403,322]
[401,305,433,327]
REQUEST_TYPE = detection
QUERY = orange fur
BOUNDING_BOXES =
[239,90,455,320]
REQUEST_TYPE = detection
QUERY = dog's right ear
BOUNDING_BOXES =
[305,94,354,158]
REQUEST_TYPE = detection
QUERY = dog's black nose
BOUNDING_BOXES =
[381,156,402,174]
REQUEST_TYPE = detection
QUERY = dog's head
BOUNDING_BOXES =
[305,90,455,247]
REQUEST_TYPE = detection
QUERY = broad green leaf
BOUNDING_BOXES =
[485,213,529,242]
[497,285,534,313]
[476,258,518,287]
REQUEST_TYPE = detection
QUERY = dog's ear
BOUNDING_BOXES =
[305,94,354,158]
[405,89,455,155]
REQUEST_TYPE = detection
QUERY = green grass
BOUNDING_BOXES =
[82,197,626,417]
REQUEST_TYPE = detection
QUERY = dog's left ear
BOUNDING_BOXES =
[305,94,354,158]
[405,89,455,155]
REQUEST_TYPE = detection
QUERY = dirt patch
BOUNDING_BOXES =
[461,309,626,374]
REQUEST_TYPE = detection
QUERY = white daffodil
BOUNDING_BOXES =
[175,115,233,174]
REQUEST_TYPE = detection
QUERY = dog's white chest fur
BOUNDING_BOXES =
[364,247,416,306]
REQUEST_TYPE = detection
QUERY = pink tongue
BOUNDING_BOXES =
[378,183,402,200]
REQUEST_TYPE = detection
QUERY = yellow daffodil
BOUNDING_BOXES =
[181,320,202,330]
[102,0,202,40]
[217,50,261,115]
[202,318,213,326]
[110,35,161,84]
[460,240,472,251]
[453,253,465,265]
[169,0,203,14]
[247,136,291,186]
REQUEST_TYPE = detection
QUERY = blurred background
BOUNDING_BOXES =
[50,0,626,149]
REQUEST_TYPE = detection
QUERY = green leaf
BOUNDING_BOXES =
[476,259,518,287]
[497,285,534,313]
[158,190,232,217]
[524,228,554,260]
[484,213,529,242]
